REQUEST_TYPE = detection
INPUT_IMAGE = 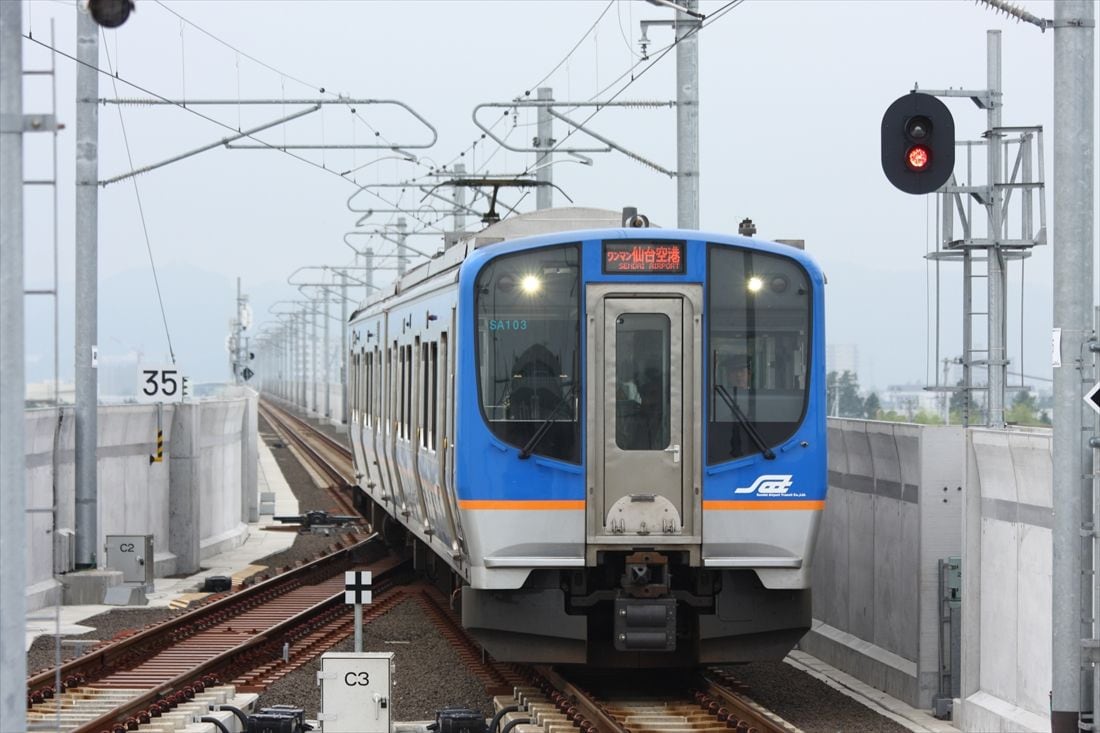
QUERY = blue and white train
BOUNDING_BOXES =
[346,207,826,666]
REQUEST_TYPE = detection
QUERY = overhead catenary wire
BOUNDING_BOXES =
[153,0,415,166]
[513,0,744,181]
[101,31,177,365]
[22,33,444,233]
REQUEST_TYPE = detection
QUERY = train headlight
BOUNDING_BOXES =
[747,276,764,294]
[520,275,542,295]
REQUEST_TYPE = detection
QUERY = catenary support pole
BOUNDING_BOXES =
[0,2,27,729]
[1051,2,1095,730]
[536,87,553,210]
[986,30,1006,427]
[299,310,307,411]
[323,289,331,419]
[340,273,348,425]
[74,7,99,567]
[397,217,408,278]
[310,298,318,414]
[452,163,466,243]
[675,0,700,229]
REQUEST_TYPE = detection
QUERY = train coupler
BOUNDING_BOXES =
[613,597,676,651]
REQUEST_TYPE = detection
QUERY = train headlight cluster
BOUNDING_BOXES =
[520,275,542,295]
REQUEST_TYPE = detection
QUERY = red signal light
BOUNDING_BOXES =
[905,145,931,171]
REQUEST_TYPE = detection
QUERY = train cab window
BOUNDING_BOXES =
[707,245,812,463]
[475,244,580,463]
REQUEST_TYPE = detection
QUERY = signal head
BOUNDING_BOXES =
[881,92,955,195]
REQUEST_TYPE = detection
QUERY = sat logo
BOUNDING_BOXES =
[735,475,795,496]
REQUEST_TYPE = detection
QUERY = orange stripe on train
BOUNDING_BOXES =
[458,500,586,510]
[703,500,825,511]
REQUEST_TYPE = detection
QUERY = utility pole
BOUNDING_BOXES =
[536,87,553,210]
[453,162,467,243]
[339,271,348,425]
[675,0,700,229]
[0,2,27,729]
[323,288,331,419]
[986,31,1007,427]
[397,217,408,278]
[1052,1,1095,730]
[74,7,99,568]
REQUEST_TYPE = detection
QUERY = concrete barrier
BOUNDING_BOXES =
[23,390,258,611]
[955,427,1052,732]
[804,419,965,709]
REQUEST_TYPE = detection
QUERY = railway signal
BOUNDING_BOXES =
[881,92,955,194]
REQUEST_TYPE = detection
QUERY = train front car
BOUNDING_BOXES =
[457,227,826,666]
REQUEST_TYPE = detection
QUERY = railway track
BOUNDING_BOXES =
[27,536,407,733]
[258,401,801,733]
[25,401,800,732]
[502,667,801,733]
[258,397,359,520]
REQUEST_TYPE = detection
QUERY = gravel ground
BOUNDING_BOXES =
[27,405,918,731]
[723,661,911,733]
[256,596,493,721]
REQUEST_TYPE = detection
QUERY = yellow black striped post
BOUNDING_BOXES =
[149,429,163,464]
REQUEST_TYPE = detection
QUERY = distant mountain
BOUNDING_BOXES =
[25,264,238,386]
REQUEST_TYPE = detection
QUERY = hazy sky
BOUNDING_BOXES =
[17,0,1099,389]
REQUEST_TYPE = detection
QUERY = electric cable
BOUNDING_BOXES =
[102,31,178,365]
[23,33,442,232]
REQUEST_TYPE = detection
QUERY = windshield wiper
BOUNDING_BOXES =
[519,385,576,459]
[715,384,776,460]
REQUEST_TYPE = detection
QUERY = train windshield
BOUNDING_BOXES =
[707,245,811,463]
[475,243,581,463]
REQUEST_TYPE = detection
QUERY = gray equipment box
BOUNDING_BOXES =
[105,534,154,587]
[317,652,394,733]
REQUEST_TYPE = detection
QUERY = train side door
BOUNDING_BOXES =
[586,285,700,546]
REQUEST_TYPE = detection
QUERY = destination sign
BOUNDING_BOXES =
[603,241,685,274]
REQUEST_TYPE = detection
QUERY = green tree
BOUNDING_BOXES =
[837,371,864,418]
[1006,389,1046,426]
[863,392,881,419]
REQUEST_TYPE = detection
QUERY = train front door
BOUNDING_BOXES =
[586,285,701,550]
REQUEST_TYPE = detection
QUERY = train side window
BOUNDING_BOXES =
[391,344,397,434]
[406,344,414,440]
[420,342,430,449]
[367,349,376,429]
[350,352,358,418]
[430,341,439,451]
[375,346,382,426]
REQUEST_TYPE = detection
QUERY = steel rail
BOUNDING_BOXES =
[26,535,376,698]
[68,553,410,733]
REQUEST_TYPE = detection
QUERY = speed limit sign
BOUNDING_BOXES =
[136,365,190,403]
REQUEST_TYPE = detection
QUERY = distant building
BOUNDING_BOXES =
[826,344,859,377]
[880,383,941,417]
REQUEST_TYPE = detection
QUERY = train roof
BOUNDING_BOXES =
[467,207,624,248]
[348,206,820,320]
[349,208,626,318]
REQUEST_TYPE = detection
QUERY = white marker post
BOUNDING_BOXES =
[345,570,372,652]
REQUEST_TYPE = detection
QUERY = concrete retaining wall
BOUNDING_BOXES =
[803,419,965,709]
[955,427,1052,733]
[24,391,258,611]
